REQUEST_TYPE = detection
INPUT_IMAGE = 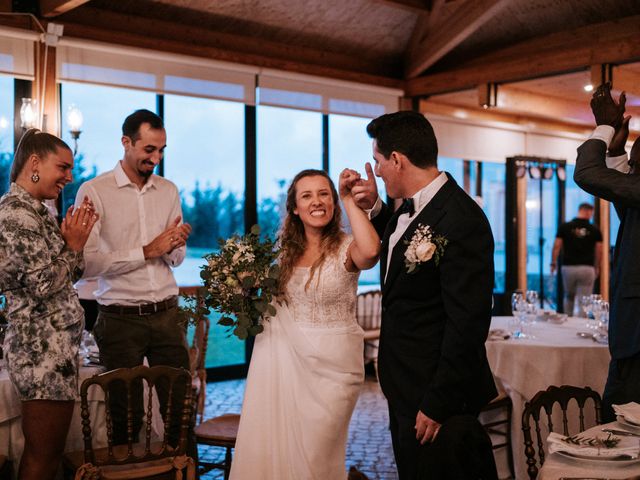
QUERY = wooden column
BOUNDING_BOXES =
[33,38,59,134]
[599,198,610,301]
[517,174,527,292]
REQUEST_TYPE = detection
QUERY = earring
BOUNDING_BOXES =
[31,172,40,183]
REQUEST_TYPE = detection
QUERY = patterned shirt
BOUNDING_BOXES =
[0,183,85,358]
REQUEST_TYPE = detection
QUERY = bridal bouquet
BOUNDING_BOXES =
[181,225,280,340]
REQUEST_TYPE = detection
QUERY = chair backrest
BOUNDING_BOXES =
[521,385,602,480]
[79,365,193,467]
[356,290,382,330]
[190,314,210,424]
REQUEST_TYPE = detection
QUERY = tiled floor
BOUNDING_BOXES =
[198,373,512,480]
[198,372,398,480]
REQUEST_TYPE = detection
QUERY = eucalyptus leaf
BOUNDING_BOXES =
[218,316,235,327]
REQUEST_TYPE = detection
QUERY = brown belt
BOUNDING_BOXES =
[98,296,178,316]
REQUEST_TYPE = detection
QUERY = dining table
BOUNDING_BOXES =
[0,361,106,479]
[538,420,640,480]
[486,316,611,480]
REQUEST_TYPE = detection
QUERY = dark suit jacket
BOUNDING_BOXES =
[372,174,497,422]
[575,139,640,360]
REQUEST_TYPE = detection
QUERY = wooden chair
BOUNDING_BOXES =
[356,290,382,376]
[181,285,211,424]
[194,413,240,480]
[521,385,602,480]
[479,393,514,479]
[189,314,210,425]
[62,365,195,480]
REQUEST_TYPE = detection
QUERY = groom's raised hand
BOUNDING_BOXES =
[415,410,441,445]
[351,162,378,210]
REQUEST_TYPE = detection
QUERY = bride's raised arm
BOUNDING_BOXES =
[339,168,380,271]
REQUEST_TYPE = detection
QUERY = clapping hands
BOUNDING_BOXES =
[143,216,192,259]
[61,196,99,252]
[591,82,626,128]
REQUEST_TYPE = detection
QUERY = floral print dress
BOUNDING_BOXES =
[0,183,84,401]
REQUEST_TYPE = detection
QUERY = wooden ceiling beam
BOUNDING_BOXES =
[406,15,640,97]
[39,0,91,18]
[613,66,640,97]
[52,18,402,89]
[431,85,594,125]
[405,0,512,79]
[52,6,402,86]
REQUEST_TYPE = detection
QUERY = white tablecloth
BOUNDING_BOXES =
[539,421,640,479]
[486,316,611,480]
[0,363,106,478]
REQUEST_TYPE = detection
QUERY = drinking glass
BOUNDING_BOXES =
[511,291,528,339]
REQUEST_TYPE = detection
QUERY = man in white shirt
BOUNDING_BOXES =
[75,109,192,445]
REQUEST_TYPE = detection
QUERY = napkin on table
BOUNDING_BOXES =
[614,403,640,425]
[547,432,640,458]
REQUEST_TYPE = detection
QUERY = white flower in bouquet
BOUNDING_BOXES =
[180,225,279,340]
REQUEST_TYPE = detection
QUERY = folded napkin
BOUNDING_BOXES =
[614,403,640,425]
[548,432,640,458]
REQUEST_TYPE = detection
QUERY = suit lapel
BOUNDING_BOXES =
[382,175,457,294]
[380,208,403,284]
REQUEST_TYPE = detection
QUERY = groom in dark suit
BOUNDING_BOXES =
[574,82,640,421]
[344,111,497,479]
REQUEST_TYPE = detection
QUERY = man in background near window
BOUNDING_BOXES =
[74,109,192,446]
[551,203,602,316]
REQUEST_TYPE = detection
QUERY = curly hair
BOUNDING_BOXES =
[277,169,344,295]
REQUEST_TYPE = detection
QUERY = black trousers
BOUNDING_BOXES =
[94,307,194,453]
[602,351,640,422]
[79,298,99,331]
[388,405,498,480]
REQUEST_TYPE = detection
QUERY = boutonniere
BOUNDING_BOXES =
[404,224,448,274]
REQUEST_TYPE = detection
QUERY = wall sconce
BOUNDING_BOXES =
[20,98,37,129]
[66,104,83,156]
[541,165,554,180]
[556,165,566,181]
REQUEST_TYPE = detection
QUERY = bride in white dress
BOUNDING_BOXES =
[230,168,380,480]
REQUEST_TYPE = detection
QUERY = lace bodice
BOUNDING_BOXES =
[286,235,360,328]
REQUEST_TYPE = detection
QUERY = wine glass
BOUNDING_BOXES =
[511,291,528,338]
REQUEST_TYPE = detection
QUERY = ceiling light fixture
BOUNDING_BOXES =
[584,84,594,92]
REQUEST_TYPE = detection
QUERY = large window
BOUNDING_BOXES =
[257,106,322,238]
[438,157,464,185]
[481,162,506,292]
[565,164,594,221]
[329,114,384,289]
[0,76,14,196]
[60,82,156,211]
[164,94,246,369]
[526,176,559,308]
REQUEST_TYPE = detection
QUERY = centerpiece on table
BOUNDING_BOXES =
[180,225,280,340]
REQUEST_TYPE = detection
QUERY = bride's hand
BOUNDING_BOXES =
[338,169,361,199]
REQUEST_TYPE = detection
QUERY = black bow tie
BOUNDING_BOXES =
[399,197,415,216]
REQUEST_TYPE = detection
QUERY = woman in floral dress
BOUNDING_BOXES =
[230,169,380,479]
[0,129,98,480]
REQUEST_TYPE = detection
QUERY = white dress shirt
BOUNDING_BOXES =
[370,172,448,283]
[75,161,186,305]
[589,125,631,173]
